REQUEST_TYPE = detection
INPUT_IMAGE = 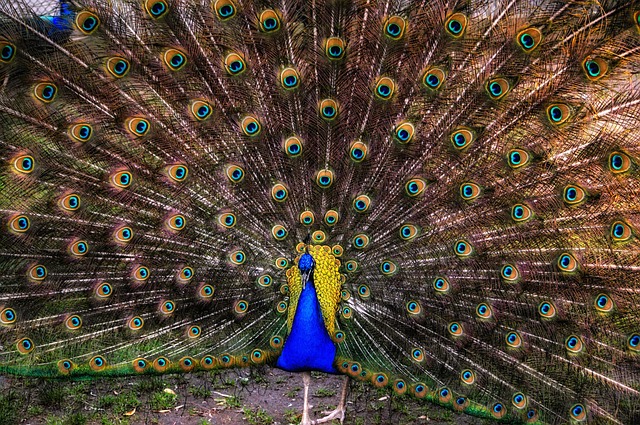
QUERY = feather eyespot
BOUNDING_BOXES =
[405,178,426,197]
[89,355,106,371]
[187,326,201,338]
[12,154,35,174]
[144,0,169,19]
[316,169,334,188]
[69,240,89,257]
[132,265,150,282]
[226,164,245,183]
[95,282,112,298]
[454,397,469,411]
[349,140,368,162]
[8,214,29,234]
[325,37,345,60]
[164,164,189,183]
[451,128,475,150]
[511,203,533,222]
[58,359,75,375]
[609,151,632,174]
[460,182,481,201]
[58,193,80,212]
[166,214,186,231]
[501,264,519,282]
[178,266,194,282]
[200,355,216,369]
[213,0,236,20]
[384,16,407,39]
[160,300,176,315]
[517,27,542,51]
[399,224,419,241]
[491,403,506,419]
[250,349,265,364]
[224,52,246,75]
[0,41,16,63]
[234,299,249,315]
[557,252,579,272]
[65,315,82,330]
[132,358,148,373]
[153,357,170,372]
[125,117,150,137]
[198,283,215,300]
[565,335,584,354]
[218,212,236,228]
[106,57,130,78]
[512,392,527,409]
[352,233,370,249]
[374,76,395,100]
[284,136,303,157]
[110,171,132,189]
[341,306,353,319]
[357,284,371,299]
[422,67,445,90]
[610,220,633,242]
[445,13,467,37]
[33,82,57,103]
[75,11,100,35]
[448,321,463,336]
[380,260,397,276]
[505,331,522,348]
[276,300,288,314]
[241,115,261,136]
[0,307,17,325]
[394,121,415,143]
[280,67,300,90]
[271,183,288,202]
[229,250,246,265]
[163,49,187,71]
[563,184,586,205]
[433,276,450,293]
[508,149,530,168]
[476,302,492,319]
[257,274,272,288]
[412,348,425,363]
[259,9,281,32]
[460,369,475,385]
[271,224,288,240]
[570,404,587,422]
[28,264,47,282]
[372,373,388,387]
[546,103,571,125]
[526,408,539,423]
[114,226,133,244]
[345,260,358,272]
[17,337,34,354]
[69,123,93,142]
[275,257,288,269]
[582,57,608,81]
[319,99,338,121]
[341,290,351,301]
[485,77,511,100]
[311,230,326,243]
[128,316,144,330]
[299,210,315,225]
[594,293,614,313]
[627,333,640,352]
[538,301,556,319]
[269,335,284,349]
[332,245,343,257]
[324,209,339,226]
[393,379,407,395]
[454,239,472,257]
[352,195,371,213]
[439,387,452,403]
[413,383,428,398]
[191,100,213,121]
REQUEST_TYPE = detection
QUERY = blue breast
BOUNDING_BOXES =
[275,279,338,373]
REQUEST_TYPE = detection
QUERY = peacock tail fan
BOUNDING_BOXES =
[0,0,639,423]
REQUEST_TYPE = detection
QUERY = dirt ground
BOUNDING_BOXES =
[0,367,485,425]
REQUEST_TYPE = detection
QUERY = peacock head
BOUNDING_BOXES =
[298,252,315,287]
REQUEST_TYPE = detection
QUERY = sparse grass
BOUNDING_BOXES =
[149,390,177,410]
[314,387,336,397]
[284,408,299,423]
[217,394,242,409]
[97,391,140,415]
[188,385,211,398]
[242,406,274,425]
[285,386,301,398]
[0,390,21,425]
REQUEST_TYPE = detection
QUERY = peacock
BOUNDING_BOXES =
[0,0,639,423]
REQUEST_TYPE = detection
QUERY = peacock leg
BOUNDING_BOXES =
[314,375,349,424]
[301,371,313,425]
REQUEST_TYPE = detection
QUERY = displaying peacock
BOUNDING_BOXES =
[1,0,639,423]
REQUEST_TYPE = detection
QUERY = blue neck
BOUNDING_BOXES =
[275,279,338,373]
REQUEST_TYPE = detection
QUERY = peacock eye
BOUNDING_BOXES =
[422,67,445,89]
[485,77,511,100]
[190,100,213,120]
[476,303,492,319]
[445,13,467,37]
[213,0,236,20]
[259,9,281,32]
[517,27,542,51]
[512,392,527,409]
[352,233,370,249]
[538,301,556,319]
[319,99,338,121]
[167,164,189,182]
[0,41,16,63]
[582,57,608,81]
[284,136,303,157]
[271,183,289,202]
[230,250,246,265]
[163,49,187,71]
[33,82,57,103]
[280,67,300,90]
[451,128,475,150]
[505,331,522,348]
[75,11,100,35]
[352,195,371,213]
[380,260,397,275]
[69,123,93,142]
[166,214,186,231]
[349,140,368,162]
[325,37,345,59]
[374,76,395,100]
[226,164,245,183]
[394,121,415,143]
[106,57,130,78]
[405,178,427,197]
[460,182,481,201]
[241,115,261,136]
[507,149,530,168]
[316,169,334,188]
[271,224,288,240]
[433,276,450,293]
[132,265,150,282]
[224,52,246,75]
[257,274,272,288]
[384,16,407,39]
[144,0,169,18]
[218,212,236,228]
[454,239,473,257]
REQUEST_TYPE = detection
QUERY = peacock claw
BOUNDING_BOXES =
[313,407,345,424]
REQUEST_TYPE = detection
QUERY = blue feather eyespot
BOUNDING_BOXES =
[114,226,133,244]
[132,358,148,373]
[341,306,353,319]
[394,121,415,143]
[16,337,34,354]
[230,250,246,265]
[280,67,300,90]
[448,321,463,336]
[12,154,34,174]
[405,178,427,197]
[95,282,112,298]
[250,349,266,364]
[33,82,57,103]
[507,148,530,168]
[0,307,17,325]
[284,136,303,157]
[187,325,201,339]
[380,260,397,276]
[234,299,249,315]
[422,67,445,90]
[153,357,170,372]
[374,76,395,100]
[352,233,370,249]
[411,348,425,363]
[357,284,371,299]
[89,355,107,371]
[611,220,633,242]
[450,128,475,150]
[349,140,368,162]
[106,56,130,78]
[319,99,338,121]
[345,260,358,272]
[276,300,288,314]
[393,379,407,395]
[570,404,587,422]
[582,57,608,81]
[224,52,246,75]
[65,314,82,330]
[316,169,334,188]
[198,283,215,300]
[182,357,198,370]
[166,214,186,231]
[57,193,80,213]
[399,224,419,241]
[517,27,542,52]
[491,402,506,419]
[270,335,284,349]
[485,77,511,100]
[454,239,472,257]
[0,41,16,63]
[627,333,640,352]
[563,184,586,205]
[505,331,523,348]
[352,195,371,213]
[445,13,467,37]
[557,252,579,272]
[546,103,571,125]
[259,9,281,32]
[371,372,388,388]
[501,264,519,282]
[433,276,450,293]
[190,100,213,121]
[512,392,527,409]
[511,203,533,222]
[312,230,327,244]
[241,115,261,136]
[476,302,492,319]
[609,151,632,174]
[8,214,30,234]
[413,383,428,398]
[341,289,351,301]
[132,265,150,282]
[163,48,187,71]
[460,369,475,385]
[226,164,245,183]
[384,16,407,39]
[538,301,557,319]
[299,210,315,226]
[125,117,150,137]
[438,387,452,403]
[144,0,169,18]
[200,355,216,369]
[165,164,188,183]
[271,183,289,202]
[565,335,584,354]
[160,300,176,315]
[454,397,469,411]
[178,266,194,282]
[325,37,346,60]
[275,258,288,269]
[218,212,236,229]
[526,408,539,423]
[68,123,93,142]
[28,264,47,282]
[213,0,236,20]
[460,182,481,201]
[324,209,339,226]
[75,11,100,35]
[128,316,144,331]
[332,245,344,257]
[257,274,272,288]
[58,359,74,375]
[594,293,614,313]
[347,362,361,377]
[69,240,89,257]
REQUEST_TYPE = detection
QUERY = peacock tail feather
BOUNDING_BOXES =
[1,0,639,423]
